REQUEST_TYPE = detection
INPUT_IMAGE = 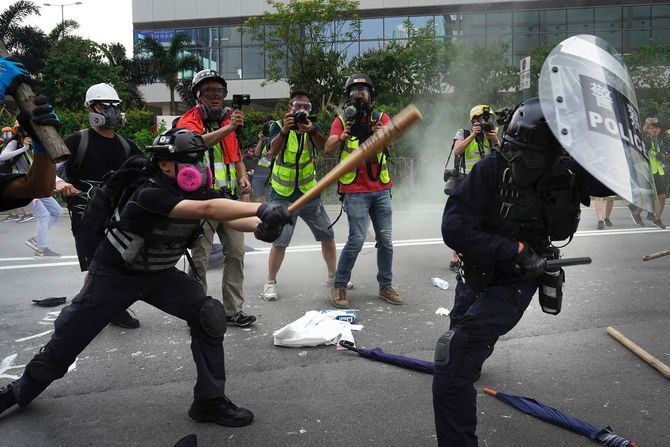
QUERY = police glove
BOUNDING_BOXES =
[512,244,545,279]
[256,202,292,227]
[0,56,30,100]
[254,221,284,243]
[17,95,61,155]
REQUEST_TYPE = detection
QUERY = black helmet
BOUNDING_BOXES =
[191,69,227,97]
[503,97,561,155]
[147,128,208,162]
[344,73,374,96]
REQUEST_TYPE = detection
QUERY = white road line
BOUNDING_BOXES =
[0,228,667,270]
[15,329,54,342]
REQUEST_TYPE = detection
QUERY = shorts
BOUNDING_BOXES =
[270,189,334,248]
[653,174,667,195]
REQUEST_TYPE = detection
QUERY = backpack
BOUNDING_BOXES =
[62,129,132,181]
[76,155,155,269]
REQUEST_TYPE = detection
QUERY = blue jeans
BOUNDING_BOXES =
[335,189,393,288]
[26,197,62,249]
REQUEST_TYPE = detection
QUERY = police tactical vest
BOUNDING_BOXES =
[270,124,317,197]
[337,113,391,185]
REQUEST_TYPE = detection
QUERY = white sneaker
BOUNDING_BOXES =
[261,281,278,301]
[325,275,354,290]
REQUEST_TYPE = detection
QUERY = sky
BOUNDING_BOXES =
[23,0,135,56]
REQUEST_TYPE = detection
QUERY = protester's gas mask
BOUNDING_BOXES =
[197,104,225,130]
[175,159,212,193]
[89,102,125,129]
[344,86,374,140]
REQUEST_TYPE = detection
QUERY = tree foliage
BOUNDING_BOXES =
[243,0,360,110]
[0,0,50,73]
[135,32,202,114]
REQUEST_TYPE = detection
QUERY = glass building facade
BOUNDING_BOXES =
[134,3,670,81]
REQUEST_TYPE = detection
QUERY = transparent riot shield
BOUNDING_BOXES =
[539,34,659,213]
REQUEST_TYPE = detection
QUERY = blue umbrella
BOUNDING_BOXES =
[483,388,637,447]
[338,340,434,374]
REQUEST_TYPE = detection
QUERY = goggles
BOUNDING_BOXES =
[291,100,312,112]
[349,85,370,100]
[93,101,121,111]
[200,87,227,99]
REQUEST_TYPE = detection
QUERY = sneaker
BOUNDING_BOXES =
[597,220,605,230]
[330,286,350,309]
[33,247,61,259]
[24,236,38,251]
[226,311,256,327]
[652,219,666,229]
[109,309,140,329]
[188,395,254,427]
[629,209,645,227]
[0,383,17,416]
[378,286,403,305]
[646,211,655,221]
[7,215,22,222]
[604,218,613,227]
[18,214,35,223]
[261,281,278,301]
[325,275,354,290]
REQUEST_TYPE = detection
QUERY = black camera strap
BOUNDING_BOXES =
[447,129,469,173]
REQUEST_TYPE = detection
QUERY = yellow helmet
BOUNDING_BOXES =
[469,104,493,121]
[1,126,13,133]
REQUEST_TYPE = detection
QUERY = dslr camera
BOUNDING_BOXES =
[477,106,495,133]
[232,94,251,110]
[293,110,309,126]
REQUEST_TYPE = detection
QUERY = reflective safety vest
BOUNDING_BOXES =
[649,140,665,176]
[205,141,238,193]
[337,114,390,185]
[106,208,201,273]
[270,124,317,197]
[461,130,493,172]
[257,140,273,168]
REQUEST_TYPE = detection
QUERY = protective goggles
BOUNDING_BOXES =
[93,101,121,111]
[349,85,370,100]
[290,100,312,112]
[200,87,227,99]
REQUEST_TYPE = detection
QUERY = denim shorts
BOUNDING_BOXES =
[270,189,334,247]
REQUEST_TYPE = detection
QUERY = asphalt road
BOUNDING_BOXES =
[0,202,668,447]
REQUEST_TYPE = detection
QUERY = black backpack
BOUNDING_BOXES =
[76,155,155,269]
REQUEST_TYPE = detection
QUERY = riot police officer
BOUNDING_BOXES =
[0,129,291,426]
[433,97,612,446]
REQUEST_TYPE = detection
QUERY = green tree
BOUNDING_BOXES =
[135,32,202,115]
[0,0,50,74]
[242,0,360,109]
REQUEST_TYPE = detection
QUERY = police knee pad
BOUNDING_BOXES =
[434,330,456,367]
[191,297,226,345]
[25,357,67,384]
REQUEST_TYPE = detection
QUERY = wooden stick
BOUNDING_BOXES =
[287,104,423,213]
[607,326,670,380]
[0,43,70,162]
[642,249,670,262]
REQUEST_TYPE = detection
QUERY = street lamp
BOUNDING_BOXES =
[43,2,83,24]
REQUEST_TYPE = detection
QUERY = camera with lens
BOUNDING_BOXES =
[232,94,251,110]
[477,107,495,133]
[293,110,309,125]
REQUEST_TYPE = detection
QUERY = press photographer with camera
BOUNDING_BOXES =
[324,74,402,309]
[177,69,255,328]
[260,90,342,301]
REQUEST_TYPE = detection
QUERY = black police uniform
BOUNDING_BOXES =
[8,172,231,409]
[433,151,611,446]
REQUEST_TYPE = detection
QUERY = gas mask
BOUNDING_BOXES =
[197,104,224,130]
[344,95,373,140]
[503,145,549,187]
[89,102,125,129]
[176,160,212,192]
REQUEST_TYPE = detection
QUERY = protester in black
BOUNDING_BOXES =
[0,129,292,426]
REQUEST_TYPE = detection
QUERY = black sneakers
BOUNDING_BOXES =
[225,311,256,327]
[646,211,655,221]
[109,309,140,329]
[604,218,613,227]
[188,396,254,427]
[0,383,17,416]
[629,207,645,227]
[597,220,605,230]
[652,219,666,229]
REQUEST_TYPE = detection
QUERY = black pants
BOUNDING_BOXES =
[11,260,226,407]
[432,278,537,446]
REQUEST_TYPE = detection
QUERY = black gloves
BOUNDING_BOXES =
[512,244,546,279]
[254,203,293,243]
[17,95,60,154]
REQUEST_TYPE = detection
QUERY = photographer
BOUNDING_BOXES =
[324,74,402,309]
[260,90,340,301]
[251,118,273,202]
[177,69,255,328]
[448,104,499,271]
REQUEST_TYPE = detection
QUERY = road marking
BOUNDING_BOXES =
[15,329,54,342]
[0,228,667,270]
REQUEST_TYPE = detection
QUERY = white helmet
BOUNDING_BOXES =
[84,83,121,108]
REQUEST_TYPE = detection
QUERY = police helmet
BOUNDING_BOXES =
[344,74,374,97]
[191,69,227,97]
[502,97,561,157]
[147,128,208,162]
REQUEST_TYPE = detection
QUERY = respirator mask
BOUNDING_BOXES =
[89,102,125,129]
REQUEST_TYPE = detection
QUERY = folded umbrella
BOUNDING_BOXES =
[483,388,637,446]
[339,340,434,374]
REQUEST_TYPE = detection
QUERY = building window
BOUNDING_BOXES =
[437,14,461,38]
[514,10,539,33]
[652,27,670,47]
[595,7,621,31]
[567,8,594,33]
[384,16,409,40]
[487,12,512,35]
[461,13,486,34]
[360,39,384,55]
[360,18,384,40]
[624,5,651,29]
[540,9,566,33]
[595,30,622,49]
[242,46,264,79]
[409,15,434,31]
[652,5,670,28]
[219,26,241,46]
[220,47,242,80]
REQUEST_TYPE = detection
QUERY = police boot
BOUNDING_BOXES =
[188,395,254,427]
[0,383,18,416]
